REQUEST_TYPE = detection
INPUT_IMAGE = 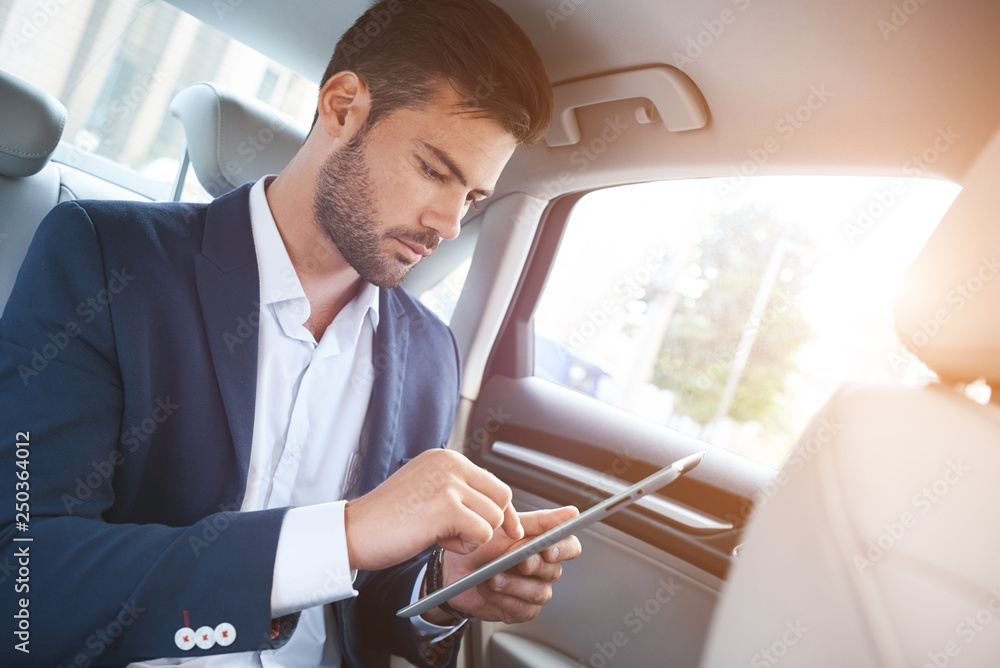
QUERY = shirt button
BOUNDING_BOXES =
[215,622,236,647]
[195,625,216,650]
[174,627,195,651]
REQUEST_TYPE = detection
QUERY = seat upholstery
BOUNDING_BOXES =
[0,74,296,316]
[701,384,1000,667]
[168,82,308,198]
[0,70,150,318]
[53,161,153,204]
[0,69,67,318]
[893,126,1000,388]
[700,127,1000,668]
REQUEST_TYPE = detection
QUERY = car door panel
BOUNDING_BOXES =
[463,375,775,667]
[468,487,725,668]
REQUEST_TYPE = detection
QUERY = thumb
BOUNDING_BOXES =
[518,505,579,536]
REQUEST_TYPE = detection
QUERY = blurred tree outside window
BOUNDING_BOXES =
[534,177,958,469]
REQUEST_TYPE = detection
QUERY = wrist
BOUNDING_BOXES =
[419,561,449,624]
[343,499,360,570]
[420,548,472,625]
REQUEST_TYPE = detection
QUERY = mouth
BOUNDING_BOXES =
[393,237,433,263]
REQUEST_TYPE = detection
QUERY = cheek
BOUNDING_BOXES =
[374,163,434,223]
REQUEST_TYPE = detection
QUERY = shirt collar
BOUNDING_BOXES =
[248,177,380,339]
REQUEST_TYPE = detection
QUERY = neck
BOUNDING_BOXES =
[264,168,365,338]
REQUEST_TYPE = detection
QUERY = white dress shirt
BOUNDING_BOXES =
[129,178,457,667]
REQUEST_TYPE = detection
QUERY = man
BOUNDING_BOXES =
[0,0,581,666]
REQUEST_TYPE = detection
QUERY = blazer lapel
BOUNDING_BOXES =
[193,183,260,498]
[191,188,415,503]
[355,288,410,498]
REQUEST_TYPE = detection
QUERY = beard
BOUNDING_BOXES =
[312,131,439,289]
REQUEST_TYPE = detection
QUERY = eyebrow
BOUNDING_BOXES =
[416,139,494,199]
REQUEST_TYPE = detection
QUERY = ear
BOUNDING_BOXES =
[316,71,371,144]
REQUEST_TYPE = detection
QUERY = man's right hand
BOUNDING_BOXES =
[343,449,524,571]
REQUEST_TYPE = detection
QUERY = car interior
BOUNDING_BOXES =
[2,0,999,666]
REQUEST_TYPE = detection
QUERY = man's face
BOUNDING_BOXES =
[313,84,517,289]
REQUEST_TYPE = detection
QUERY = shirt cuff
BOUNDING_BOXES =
[409,562,468,643]
[271,501,358,617]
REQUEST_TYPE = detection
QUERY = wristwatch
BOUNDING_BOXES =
[425,547,473,622]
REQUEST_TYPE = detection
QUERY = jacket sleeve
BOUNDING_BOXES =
[0,203,286,666]
[357,551,464,668]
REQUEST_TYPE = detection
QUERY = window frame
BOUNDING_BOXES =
[464,186,777,578]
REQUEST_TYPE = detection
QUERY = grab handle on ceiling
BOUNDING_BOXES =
[545,65,709,148]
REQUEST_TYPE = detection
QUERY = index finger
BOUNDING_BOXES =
[459,459,522,540]
[501,500,523,540]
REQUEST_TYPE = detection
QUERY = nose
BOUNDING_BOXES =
[421,195,465,242]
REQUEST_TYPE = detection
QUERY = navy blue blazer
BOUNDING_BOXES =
[0,183,462,667]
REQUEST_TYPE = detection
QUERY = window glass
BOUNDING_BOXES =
[534,177,960,469]
[0,0,316,198]
[419,258,472,325]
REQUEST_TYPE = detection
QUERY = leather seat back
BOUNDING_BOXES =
[168,82,308,198]
[0,69,67,318]
[700,127,1000,667]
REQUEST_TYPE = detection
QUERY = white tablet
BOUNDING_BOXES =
[397,450,705,618]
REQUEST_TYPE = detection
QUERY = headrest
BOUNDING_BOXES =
[0,70,66,178]
[894,125,1000,387]
[169,82,309,197]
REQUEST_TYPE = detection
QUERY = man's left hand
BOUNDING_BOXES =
[422,506,583,625]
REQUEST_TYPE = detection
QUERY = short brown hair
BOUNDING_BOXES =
[317,0,553,145]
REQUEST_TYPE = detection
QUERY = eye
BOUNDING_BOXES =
[466,195,482,210]
[418,159,445,182]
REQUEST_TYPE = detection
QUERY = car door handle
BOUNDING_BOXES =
[492,441,733,533]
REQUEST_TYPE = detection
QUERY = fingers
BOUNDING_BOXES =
[540,535,582,564]
[474,560,562,624]
[510,534,578,579]
[513,554,562,581]
[438,450,517,540]
[474,589,545,625]
[444,458,518,550]
[457,486,507,536]
[488,571,553,606]
[517,505,579,536]
[438,505,585,625]
[459,459,517,526]
[437,505,497,555]
[344,449,517,570]
[486,534,579,604]
[501,499,524,540]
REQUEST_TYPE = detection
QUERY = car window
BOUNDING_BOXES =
[0,0,316,199]
[419,258,472,325]
[534,176,960,469]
